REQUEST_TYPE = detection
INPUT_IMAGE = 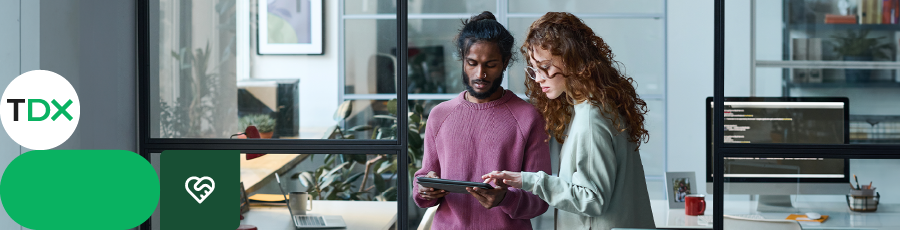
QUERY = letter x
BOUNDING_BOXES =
[51,99,73,121]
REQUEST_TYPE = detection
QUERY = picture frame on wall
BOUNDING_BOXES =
[666,171,697,209]
[258,0,323,55]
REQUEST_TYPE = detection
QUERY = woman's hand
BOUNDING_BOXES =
[417,171,448,200]
[481,171,523,189]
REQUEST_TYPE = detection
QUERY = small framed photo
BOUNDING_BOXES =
[258,0,323,54]
[666,171,696,209]
[240,182,250,214]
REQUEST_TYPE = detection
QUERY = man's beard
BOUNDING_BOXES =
[463,72,504,100]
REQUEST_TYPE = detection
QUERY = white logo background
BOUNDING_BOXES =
[0,70,80,150]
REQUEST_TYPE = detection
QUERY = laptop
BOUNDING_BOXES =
[275,173,347,229]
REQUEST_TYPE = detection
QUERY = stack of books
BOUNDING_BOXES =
[825,0,900,24]
[791,38,824,83]
[856,0,900,24]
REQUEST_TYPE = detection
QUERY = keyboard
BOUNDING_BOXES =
[698,214,764,225]
[294,215,326,227]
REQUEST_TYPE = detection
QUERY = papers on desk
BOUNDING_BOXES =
[786,214,829,223]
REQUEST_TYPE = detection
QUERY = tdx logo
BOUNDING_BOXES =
[1,70,80,150]
[6,99,75,121]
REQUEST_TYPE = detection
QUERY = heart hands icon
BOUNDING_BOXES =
[185,176,216,204]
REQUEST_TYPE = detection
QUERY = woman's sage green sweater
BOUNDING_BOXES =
[521,101,655,230]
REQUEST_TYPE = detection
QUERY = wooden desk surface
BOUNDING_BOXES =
[240,154,309,194]
[242,201,397,230]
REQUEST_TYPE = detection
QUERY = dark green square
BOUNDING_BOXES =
[161,150,239,230]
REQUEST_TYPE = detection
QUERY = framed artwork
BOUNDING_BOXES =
[258,0,323,54]
[666,171,696,209]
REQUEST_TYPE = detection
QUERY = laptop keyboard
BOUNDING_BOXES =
[294,216,326,227]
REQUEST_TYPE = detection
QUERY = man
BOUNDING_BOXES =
[413,11,551,230]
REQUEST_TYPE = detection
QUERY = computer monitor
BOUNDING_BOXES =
[704,97,850,211]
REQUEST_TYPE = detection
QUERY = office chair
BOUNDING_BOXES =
[416,205,439,230]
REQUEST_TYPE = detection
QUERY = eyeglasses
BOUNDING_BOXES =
[525,65,554,81]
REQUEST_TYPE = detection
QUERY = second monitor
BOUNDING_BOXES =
[704,97,850,211]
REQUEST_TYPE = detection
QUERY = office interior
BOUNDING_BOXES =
[0,0,898,229]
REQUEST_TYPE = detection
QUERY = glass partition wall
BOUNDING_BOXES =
[716,0,900,229]
[141,0,669,229]
[139,0,409,229]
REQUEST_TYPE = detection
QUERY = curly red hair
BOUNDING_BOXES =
[521,12,649,149]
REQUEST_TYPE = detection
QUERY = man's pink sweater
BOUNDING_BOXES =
[414,90,551,230]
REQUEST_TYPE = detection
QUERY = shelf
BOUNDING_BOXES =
[850,115,900,122]
[786,82,900,88]
[850,139,900,144]
[788,24,900,31]
[757,60,900,69]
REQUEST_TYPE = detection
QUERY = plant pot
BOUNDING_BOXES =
[260,131,273,139]
[844,56,872,83]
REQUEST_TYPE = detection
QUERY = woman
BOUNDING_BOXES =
[483,12,655,230]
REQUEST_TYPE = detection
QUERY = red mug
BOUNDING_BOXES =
[685,194,706,216]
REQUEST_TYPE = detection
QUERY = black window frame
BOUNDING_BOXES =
[136,0,410,229]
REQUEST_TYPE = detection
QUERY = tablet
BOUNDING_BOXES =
[416,177,494,194]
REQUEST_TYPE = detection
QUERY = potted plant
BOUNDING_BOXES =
[239,114,276,138]
[831,30,893,82]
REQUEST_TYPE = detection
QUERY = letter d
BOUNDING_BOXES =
[28,99,50,121]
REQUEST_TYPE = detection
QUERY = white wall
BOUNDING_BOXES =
[249,0,339,138]
[0,0,23,228]
[666,0,714,194]
[0,0,137,229]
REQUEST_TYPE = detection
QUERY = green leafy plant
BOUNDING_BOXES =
[294,154,369,200]
[831,30,893,59]
[239,114,276,133]
[294,99,428,201]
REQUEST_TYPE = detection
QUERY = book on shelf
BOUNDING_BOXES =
[791,38,824,83]
[858,0,900,24]
[792,38,808,83]
[808,38,824,83]
[859,0,867,24]
[877,0,883,24]
[825,14,858,24]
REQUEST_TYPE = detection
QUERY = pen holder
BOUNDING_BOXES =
[846,189,879,212]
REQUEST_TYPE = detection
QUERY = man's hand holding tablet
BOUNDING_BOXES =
[417,171,448,200]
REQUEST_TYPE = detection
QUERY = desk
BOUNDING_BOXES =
[240,154,309,194]
[651,200,900,229]
[242,201,397,230]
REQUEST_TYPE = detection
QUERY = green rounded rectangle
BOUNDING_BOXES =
[0,150,160,229]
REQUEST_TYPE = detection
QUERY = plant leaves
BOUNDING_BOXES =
[346,172,364,183]
[298,172,314,188]
[334,101,352,121]
[380,186,398,201]
[378,159,396,174]
[324,162,351,179]
[320,174,338,189]
[387,99,397,116]
[373,115,397,120]
[343,154,368,165]
[374,172,386,192]
[348,125,373,132]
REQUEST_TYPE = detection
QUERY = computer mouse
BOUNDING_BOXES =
[805,212,821,220]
